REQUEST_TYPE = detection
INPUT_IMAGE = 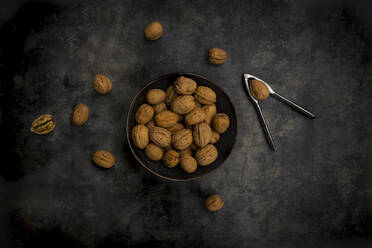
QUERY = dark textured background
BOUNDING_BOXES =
[1,0,372,247]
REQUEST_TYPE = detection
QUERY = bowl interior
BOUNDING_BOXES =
[127,73,237,181]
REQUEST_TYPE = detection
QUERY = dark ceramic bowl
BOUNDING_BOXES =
[126,73,237,181]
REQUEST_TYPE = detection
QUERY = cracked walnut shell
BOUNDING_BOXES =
[30,114,56,135]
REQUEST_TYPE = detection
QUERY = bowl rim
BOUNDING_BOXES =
[126,72,237,181]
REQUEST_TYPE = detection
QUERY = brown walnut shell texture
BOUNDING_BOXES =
[92,150,115,168]
[185,108,206,126]
[194,86,216,105]
[180,155,197,173]
[212,113,230,134]
[249,79,270,100]
[71,104,89,126]
[146,120,155,129]
[162,149,180,168]
[155,110,179,128]
[193,122,212,148]
[195,144,218,166]
[172,129,193,150]
[165,85,179,106]
[153,102,167,113]
[208,48,227,65]
[174,76,197,95]
[135,104,154,124]
[171,95,196,114]
[149,126,172,147]
[202,104,216,124]
[30,114,56,135]
[132,124,149,149]
[145,143,164,161]
[93,74,112,94]
[144,21,163,40]
[210,131,220,144]
[179,148,192,156]
[146,89,166,105]
[167,122,184,134]
[205,194,224,211]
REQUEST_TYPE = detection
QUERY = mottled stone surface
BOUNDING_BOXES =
[1,0,372,247]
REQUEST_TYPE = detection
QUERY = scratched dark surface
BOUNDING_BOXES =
[1,0,372,247]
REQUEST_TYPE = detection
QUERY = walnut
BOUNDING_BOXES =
[145,143,164,161]
[178,148,192,156]
[153,102,167,113]
[194,86,216,105]
[195,144,218,166]
[93,74,112,94]
[167,122,185,134]
[144,22,163,40]
[71,104,89,126]
[165,85,179,106]
[193,122,212,148]
[189,142,198,151]
[147,89,166,105]
[208,48,227,65]
[210,131,220,144]
[92,150,115,168]
[185,108,206,126]
[155,110,179,128]
[212,113,230,134]
[172,129,193,150]
[174,76,197,94]
[202,104,216,124]
[249,79,270,100]
[162,149,180,168]
[149,126,171,147]
[180,155,197,173]
[132,124,149,149]
[30,114,56,135]
[146,120,155,129]
[205,194,224,211]
[171,95,196,114]
[135,104,154,124]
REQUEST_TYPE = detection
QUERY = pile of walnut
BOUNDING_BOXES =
[132,76,230,174]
